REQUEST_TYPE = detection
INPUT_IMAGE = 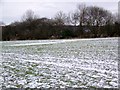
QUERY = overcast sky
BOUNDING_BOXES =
[0,0,119,25]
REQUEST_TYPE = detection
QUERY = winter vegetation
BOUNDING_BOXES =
[1,37,119,88]
[1,4,120,41]
[0,3,119,89]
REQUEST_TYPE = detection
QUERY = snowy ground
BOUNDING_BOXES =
[0,37,119,88]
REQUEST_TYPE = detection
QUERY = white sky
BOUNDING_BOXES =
[0,0,119,25]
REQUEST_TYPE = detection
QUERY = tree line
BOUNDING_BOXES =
[2,4,120,41]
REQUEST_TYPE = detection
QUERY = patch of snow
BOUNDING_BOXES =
[1,37,118,88]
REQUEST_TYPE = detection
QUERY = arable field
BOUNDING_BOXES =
[0,37,119,88]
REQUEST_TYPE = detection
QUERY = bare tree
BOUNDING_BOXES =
[67,11,79,26]
[21,9,38,22]
[105,11,114,25]
[85,6,114,26]
[54,11,67,25]
[77,4,87,26]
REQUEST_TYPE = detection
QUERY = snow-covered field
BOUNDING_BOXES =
[0,37,119,88]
